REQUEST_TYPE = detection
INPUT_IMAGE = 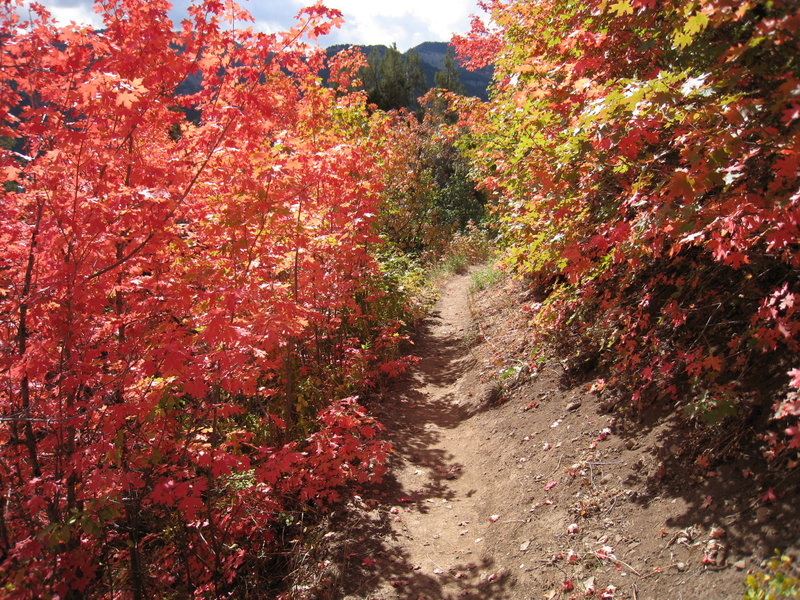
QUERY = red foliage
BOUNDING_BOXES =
[0,2,398,596]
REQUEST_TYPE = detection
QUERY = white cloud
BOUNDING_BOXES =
[321,0,479,50]
[26,0,483,51]
[20,0,101,28]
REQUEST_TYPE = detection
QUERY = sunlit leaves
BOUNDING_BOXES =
[456,0,800,462]
[609,0,634,17]
[0,1,400,597]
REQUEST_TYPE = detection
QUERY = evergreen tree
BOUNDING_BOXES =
[404,51,426,108]
[358,45,427,111]
[378,44,408,110]
[361,47,383,106]
[434,47,464,94]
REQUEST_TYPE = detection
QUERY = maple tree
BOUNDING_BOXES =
[0,1,409,597]
[370,94,486,258]
[454,0,800,457]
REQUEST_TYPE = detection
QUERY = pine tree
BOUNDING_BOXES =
[434,47,464,94]
[378,44,408,110]
[404,51,426,108]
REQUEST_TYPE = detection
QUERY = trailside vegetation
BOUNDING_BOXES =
[454,0,800,462]
[0,1,414,597]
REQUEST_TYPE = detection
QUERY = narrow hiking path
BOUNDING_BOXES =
[340,271,521,599]
[326,271,799,600]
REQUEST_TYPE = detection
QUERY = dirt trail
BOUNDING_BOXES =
[341,271,519,599]
[331,271,799,600]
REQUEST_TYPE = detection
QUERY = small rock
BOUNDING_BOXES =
[676,562,687,572]
[734,559,747,571]
[566,401,582,411]
[520,540,531,552]
[625,439,636,450]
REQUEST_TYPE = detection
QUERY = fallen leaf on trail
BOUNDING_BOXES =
[595,546,616,560]
[567,523,580,534]
[709,526,726,539]
[562,579,574,591]
[701,495,713,509]
[544,480,558,490]
[361,558,375,567]
[600,585,617,599]
[583,576,596,594]
[695,454,711,468]
[398,496,413,503]
[760,488,777,503]
[487,572,499,582]
[488,514,501,522]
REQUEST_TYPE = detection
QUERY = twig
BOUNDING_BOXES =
[549,454,565,476]
[611,557,642,577]
[604,493,625,514]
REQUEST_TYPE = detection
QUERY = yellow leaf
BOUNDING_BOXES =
[684,13,709,35]
[609,0,634,16]
[673,30,693,48]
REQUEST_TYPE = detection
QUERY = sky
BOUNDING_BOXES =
[27,0,485,52]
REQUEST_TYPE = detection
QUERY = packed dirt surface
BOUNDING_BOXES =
[311,270,799,600]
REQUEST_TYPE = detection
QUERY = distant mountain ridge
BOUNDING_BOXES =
[326,41,493,101]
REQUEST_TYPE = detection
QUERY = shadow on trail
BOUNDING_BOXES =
[337,304,516,599]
